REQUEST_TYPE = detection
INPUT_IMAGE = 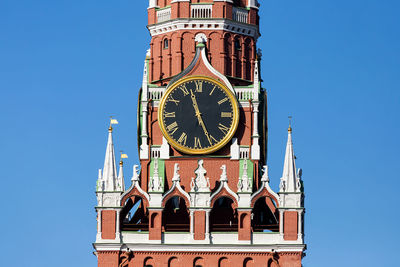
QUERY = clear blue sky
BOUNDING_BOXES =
[1,0,399,266]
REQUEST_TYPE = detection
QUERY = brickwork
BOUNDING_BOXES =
[101,210,116,240]
[120,251,302,267]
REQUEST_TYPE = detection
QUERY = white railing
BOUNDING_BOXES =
[191,4,212,19]
[232,7,248,23]
[235,88,255,101]
[148,87,165,100]
[239,147,250,159]
[157,7,171,23]
[151,146,161,158]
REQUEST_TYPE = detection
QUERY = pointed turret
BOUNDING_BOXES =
[117,159,125,192]
[102,126,118,191]
[279,124,299,193]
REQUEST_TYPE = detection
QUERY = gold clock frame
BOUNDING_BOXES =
[158,76,239,155]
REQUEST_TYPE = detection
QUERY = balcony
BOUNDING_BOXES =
[191,4,212,19]
[157,7,171,23]
[232,7,248,23]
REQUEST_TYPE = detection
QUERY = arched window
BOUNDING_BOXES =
[163,196,190,232]
[144,256,155,267]
[210,197,237,232]
[120,196,149,231]
[252,197,279,232]
[164,38,169,49]
[194,257,204,267]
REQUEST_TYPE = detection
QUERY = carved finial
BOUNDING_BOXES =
[191,159,210,192]
[288,116,292,132]
[261,165,269,182]
[172,163,180,181]
[220,165,228,182]
[131,165,140,182]
[195,33,207,44]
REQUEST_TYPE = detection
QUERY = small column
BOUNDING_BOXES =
[190,210,194,236]
[205,210,210,235]
[115,209,121,240]
[279,209,284,237]
[97,209,102,240]
[298,210,303,240]
[251,101,260,160]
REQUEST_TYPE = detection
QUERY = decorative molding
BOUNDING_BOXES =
[148,19,259,39]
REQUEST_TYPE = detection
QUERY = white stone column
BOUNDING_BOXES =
[140,101,149,159]
[297,210,303,240]
[190,210,194,236]
[279,209,284,237]
[205,210,210,234]
[115,209,121,240]
[97,209,102,240]
[251,101,260,160]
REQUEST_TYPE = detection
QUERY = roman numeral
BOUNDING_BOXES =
[195,81,203,92]
[177,132,187,146]
[168,96,180,106]
[218,97,228,105]
[221,112,232,118]
[179,85,189,96]
[164,111,175,118]
[194,137,202,149]
[210,135,218,144]
[218,123,229,135]
[209,85,216,96]
[167,121,178,135]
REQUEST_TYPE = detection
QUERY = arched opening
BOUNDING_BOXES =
[193,257,204,267]
[144,257,155,267]
[163,196,190,232]
[120,196,149,231]
[243,257,254,267]
[252,197,279,232]
[218,257,229,267]
[210,197,238,232]
[168,257,179,267]
[163,38,169,49]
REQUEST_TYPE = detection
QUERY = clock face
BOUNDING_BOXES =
[158,76,239,154]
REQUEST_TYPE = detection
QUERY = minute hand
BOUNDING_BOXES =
[190,90,212,145]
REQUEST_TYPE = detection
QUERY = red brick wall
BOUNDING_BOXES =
[283,211,298,241]
[101,210,116,240]
[97,251,119,267]
[122,252,302,267]
[149,210,162,240]
[194,210,206,240]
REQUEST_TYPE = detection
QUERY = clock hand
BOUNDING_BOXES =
[190,90,212,145]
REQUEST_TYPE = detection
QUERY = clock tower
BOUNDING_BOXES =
[94,1,306,267]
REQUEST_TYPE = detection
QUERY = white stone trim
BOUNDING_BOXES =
[148,19,259,39]
[209,167,239,205]
[94,242,305,252]
[199,44,235,95]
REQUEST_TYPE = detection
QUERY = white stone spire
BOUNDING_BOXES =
[279,125,298,193]
[102,126,118,191]
[117,159,125,192]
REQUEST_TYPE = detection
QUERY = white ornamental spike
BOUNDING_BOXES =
[131,165,140,182]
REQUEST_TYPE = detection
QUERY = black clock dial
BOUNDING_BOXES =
[159,77,239,154]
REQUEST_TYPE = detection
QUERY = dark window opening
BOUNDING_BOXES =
[252,197,279,232]
[163,196,190,232]
[120,197,149,231]
[163,38,169,49]
[234,39,241,50]
[210,197,238,232]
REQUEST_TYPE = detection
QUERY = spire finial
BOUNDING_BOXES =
[109,116,118,132]
[288,116,292,132]
[119,151,128,166]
